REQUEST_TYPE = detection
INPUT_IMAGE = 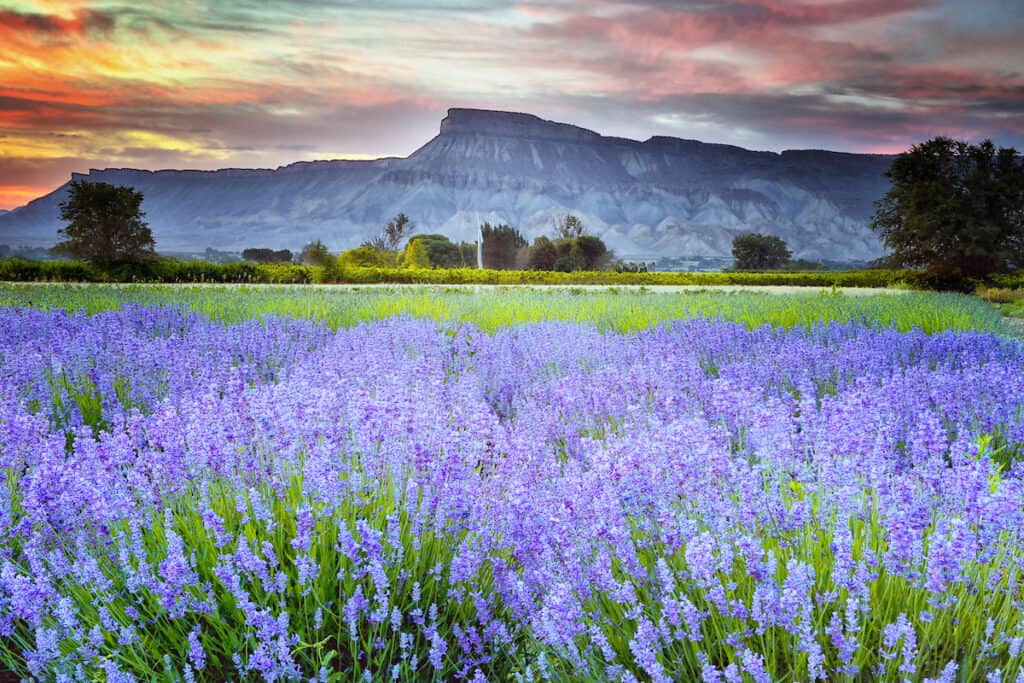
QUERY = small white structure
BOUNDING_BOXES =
[477,224,484,269]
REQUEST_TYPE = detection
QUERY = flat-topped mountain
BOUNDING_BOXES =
[0,108,894,263]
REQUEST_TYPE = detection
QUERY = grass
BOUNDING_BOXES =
[0,283,1008,334]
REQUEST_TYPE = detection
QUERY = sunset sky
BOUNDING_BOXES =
[1,0,1022,209]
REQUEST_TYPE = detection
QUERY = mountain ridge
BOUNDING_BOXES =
[0,107,894,264]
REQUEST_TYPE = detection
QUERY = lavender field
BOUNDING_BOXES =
[1,286,1022,681]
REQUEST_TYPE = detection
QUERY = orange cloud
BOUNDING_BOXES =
[0,7,114,40]
[0,184,55,210]
[0,0,1021,203]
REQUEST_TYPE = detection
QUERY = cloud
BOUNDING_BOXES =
[0,7,115,38]
[0,0,1021,208]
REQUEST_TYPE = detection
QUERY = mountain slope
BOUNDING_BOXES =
[0,108,893,262]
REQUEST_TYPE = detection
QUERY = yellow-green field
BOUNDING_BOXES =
[0,282,1007,334]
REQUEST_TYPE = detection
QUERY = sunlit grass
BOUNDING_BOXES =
[0,283,1007,334]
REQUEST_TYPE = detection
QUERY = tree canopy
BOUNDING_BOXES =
[364,213,415,257]
[402,239,432,268]
[527,236,558,270]
[242,248,293,263]
[528,232,610,272]
[54,181,155,264]
[481,223,528,270]
[338,246,393,268]
[299,240,332,267]
[871,136,1024,282]
[731,233,792,270]
[406,234,465,268]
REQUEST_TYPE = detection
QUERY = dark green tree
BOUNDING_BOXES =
[614,261,651,273]
[553,240,586,272]
[575,235,609,270]
[527,236,558,270]
[480,223,527,270]
[547,235,611,271]
[242,248,293,263]
[731,233,792,270]
[457,241,478,268]
[54,181,155,264]
[299,240,332,266]
[872,136,1024,281]
[407,234,462,268]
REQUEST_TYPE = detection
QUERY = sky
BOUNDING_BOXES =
[1,0,1022,209]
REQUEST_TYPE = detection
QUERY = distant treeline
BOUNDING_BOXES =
[0,256,990,289]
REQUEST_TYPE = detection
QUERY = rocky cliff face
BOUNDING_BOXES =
[0,108,893,263]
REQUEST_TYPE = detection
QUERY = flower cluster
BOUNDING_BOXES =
[0,306,1022,681]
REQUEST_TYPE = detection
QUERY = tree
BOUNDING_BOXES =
[554,213,585,240]
[364,212,415,256]
[525,233,614,272]
[203,248,239,264]
[614,261,651,273]
[54,181,155,264]
[872,136,1024,282]
[575,235,609,270]
[731,233,792,270]
[402,239,432,268]
[457,241,477,268]
[527,236,558,270]
[786,258,826,271]
[242,248,293,263]
[554,241,586,272]
[299,240,332,266]
[407,234,462,268]
[480,223,527,270]
[338,246,393,268]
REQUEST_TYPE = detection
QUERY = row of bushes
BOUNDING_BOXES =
[323,265,942,288]
[0,258,318,284]
[0,257,978,289]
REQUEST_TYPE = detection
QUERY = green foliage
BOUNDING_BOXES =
[613,261,651,273]
[574,235,610,270]
[363,213,415,258]
[480,223,527,270]
[337,247,393,269]
[0,257,968,289]
[786,258,826,271]
[564,486,1021,682]
[299,240,333,267]
[527,236,558,270]
[242,248,293,263]
[872,136,1024,282]
[528,234,610,272]
[0,472,519,681]
[976,286,1024,304]
[406,234,463,268]
[732,233,793,270]
[457,241,478,268]
[402,239,432,268]
[0,257,99,282]
[0,257,316,284]
[54,180,155,264]
[552,238,585,272]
